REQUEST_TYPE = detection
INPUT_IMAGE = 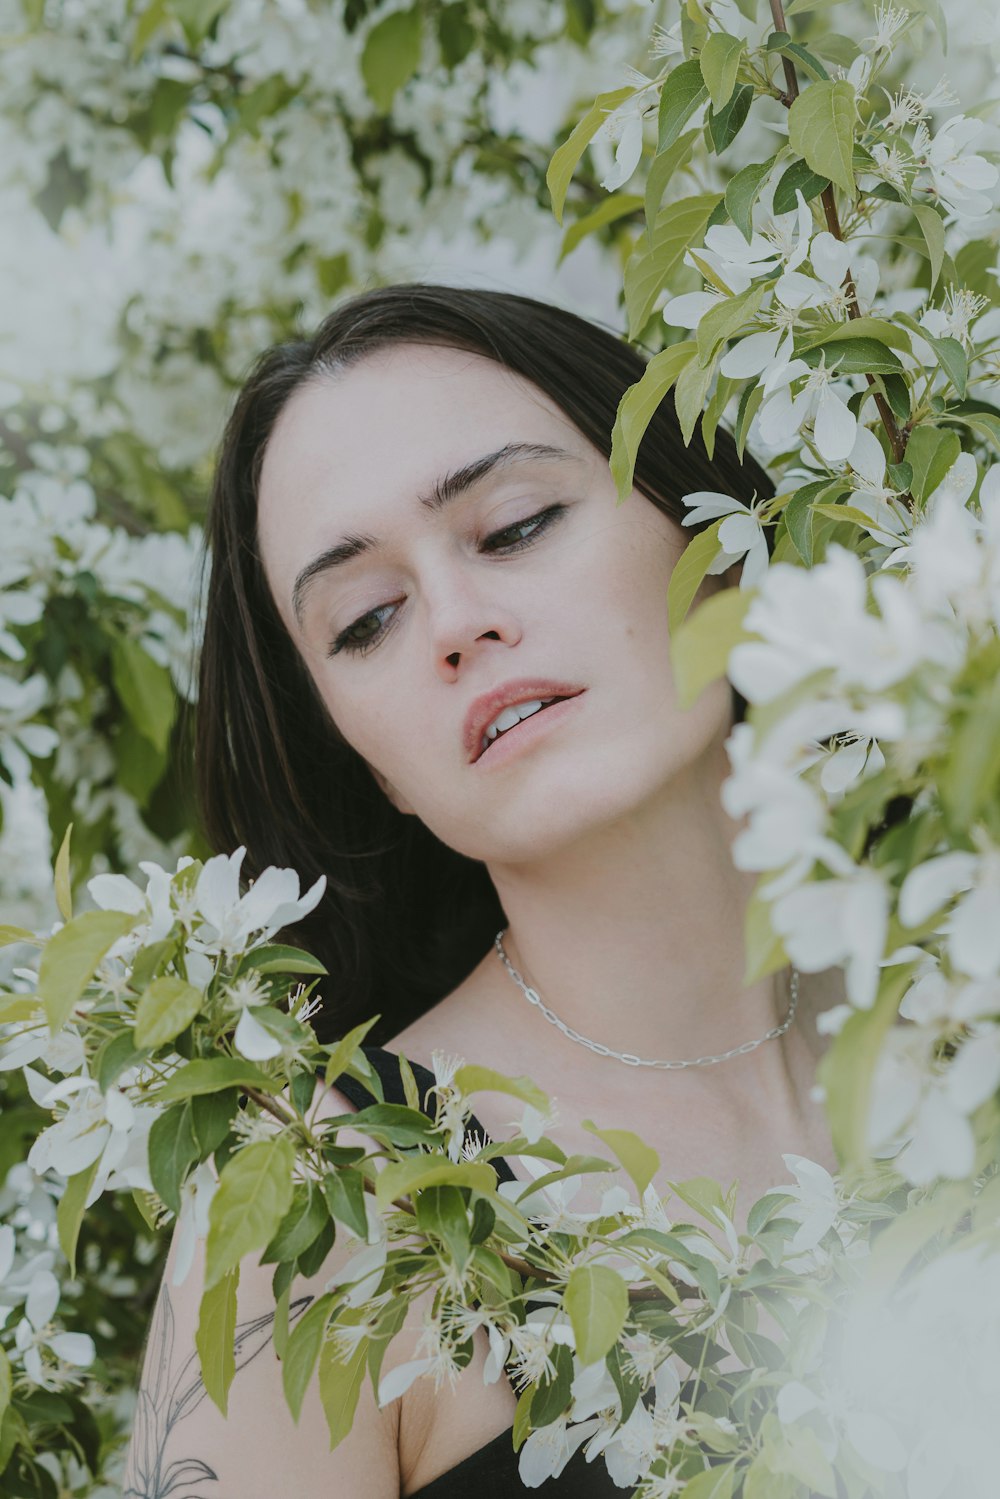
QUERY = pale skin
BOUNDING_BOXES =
[127,340,844,1497]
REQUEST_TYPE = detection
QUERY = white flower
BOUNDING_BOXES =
[26,1073,158,1201]
[757,354,858,464]
[193,845,325,957]
[689,223,782,296]
[765,846,889,1008]
[862,3,910,52]
[13,1267,95,1388]
[593,83,655,192]
[914,115,999,219]
[518,1412,601,1487]
[868,1021,1000,1183]
[899,844,1000,980]
[775,1153,842,1254]
[171,1162,218,1286]
[586,1359,686,1487]
[679,491,771,589]
[774,231,879,318]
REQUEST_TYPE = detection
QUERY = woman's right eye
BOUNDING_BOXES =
[329,603,397,657]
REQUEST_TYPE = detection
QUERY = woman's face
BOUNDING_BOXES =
[256,342,736,863]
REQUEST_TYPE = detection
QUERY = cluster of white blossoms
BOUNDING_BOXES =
[0,1167,95,1391]
[711,449,1000,1183]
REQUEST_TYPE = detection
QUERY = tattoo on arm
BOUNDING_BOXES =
[123,1284,312,1498]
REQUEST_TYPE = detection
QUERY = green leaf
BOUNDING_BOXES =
[582,1121,660,1198]
[531,1342,574,1427]
[946,409,1000,453]
[191,1089,239,1156]
[205,1136,296,1288]
[323,1015,381,1092]
[375,1158,495,1211]
[941,665,1000,829]
[926,334,969,399]
[667,518,725,636]
[724,154,777,241]
[130,0,170,60]
[94,1037,146,1097]
[674,351,718,446]
[56,1160,99,1276]
[546,86,633,224]
[0,995,42,1024]
[679,1462,737,1499]
[110,633,176,754]
[38,909,139,1033]
[361,7,422,114]
[625,194,723,338]
[912,204,945,292]
[0,924,38,947]
[133,974,203,1049]
[54,823,73,922]
[772,158,829,215]
[235,944,328,977]
[283,1292,336,1421]
[512,1383,534,1450]
[452,1065,549,1114]
[904,426,961,503]
[645,130,698,227]
[565,1264,628,1365]
[787,80,856,196]
[157,1057,283,1102]
[171,0,227,47]
[767,31,830,81]
[610,341,696,501]
[318,1334,367,1450]
[819,965,913,1165]
[322,1166,369,1240]
[707,83,753,155]
[559,193,642,263]
[658,59,708,154]
[263,1182,331,1264]
[670,1175,729,1221]
[800,336,902,376]
[797,315,911,356]
[670,586,752,711]
[195,1268,239,1415]
[148,1102,199,1215]
[0,1348,10,1429]
[697,281,766,366]
[396,1052,421,1112]
[699,31,745,112]
[415,1184,471,1269]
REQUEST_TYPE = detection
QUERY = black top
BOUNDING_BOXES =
[332,1046,624,1496]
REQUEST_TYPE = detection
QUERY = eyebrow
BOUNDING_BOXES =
[290,440,580,627]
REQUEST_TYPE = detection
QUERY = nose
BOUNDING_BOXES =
[428,582,523,680]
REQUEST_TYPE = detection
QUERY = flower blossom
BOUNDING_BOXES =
[679,491,771,589]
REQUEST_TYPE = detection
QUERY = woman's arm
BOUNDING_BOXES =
[123,1089,402,1499]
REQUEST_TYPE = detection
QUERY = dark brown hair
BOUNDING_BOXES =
[195,283,774,1042]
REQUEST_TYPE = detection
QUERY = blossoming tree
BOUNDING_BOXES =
[3,0,1000,1495]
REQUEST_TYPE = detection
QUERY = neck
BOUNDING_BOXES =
[485,737,796,1079]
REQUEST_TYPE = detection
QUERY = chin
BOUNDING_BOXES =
[437,765,662,865]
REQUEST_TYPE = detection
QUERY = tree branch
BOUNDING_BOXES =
[769,0,906,465]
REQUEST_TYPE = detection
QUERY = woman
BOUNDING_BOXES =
[126,285,843,1497]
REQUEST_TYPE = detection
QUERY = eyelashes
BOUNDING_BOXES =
[328,503,566,657]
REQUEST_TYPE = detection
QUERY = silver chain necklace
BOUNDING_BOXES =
[494,928,799,1070]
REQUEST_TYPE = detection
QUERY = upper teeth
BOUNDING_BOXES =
[481,698,556,752]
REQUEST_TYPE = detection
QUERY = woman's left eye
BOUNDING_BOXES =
[481,503,565,553]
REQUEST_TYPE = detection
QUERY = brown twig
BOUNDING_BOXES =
[243,1085,297,1127]
[768,0,907,466]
